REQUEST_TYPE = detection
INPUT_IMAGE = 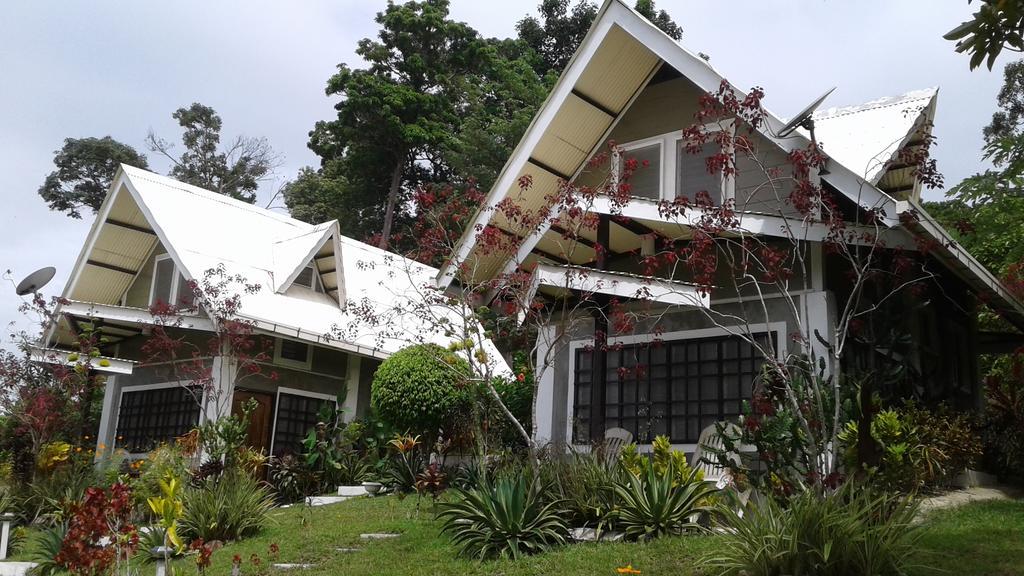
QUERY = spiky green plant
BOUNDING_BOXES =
[437,474,568,560]
[701,482,922,576]
[612,463,718,540]
[181,469,275,542]
[25,522,66,576]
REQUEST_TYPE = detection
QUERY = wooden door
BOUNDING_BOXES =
[232,390,274,454]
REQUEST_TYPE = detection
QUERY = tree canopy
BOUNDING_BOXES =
[146,103,278,204]
[945,0,1024,70]
[290,0,683,250]
[37,137,149,219]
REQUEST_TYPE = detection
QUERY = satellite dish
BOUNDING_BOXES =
[15,267,56,296]
[777,87,837,138]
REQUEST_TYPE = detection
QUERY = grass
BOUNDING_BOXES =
[909,498,1024,576]
[14,493,1024,575]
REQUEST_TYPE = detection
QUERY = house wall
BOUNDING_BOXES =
[575,76,801,217]
[534,292,828,449]
[98,333,375,456]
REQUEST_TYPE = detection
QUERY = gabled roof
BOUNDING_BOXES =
[811,88,938,187]
[51,165,510,372]
[437,0,905,288]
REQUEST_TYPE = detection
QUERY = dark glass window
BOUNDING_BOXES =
[573,332,773,444]
[278,339,310,364]
[116,386,200,453]
[272,392,333,456]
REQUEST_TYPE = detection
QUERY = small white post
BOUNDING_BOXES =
[0,512,15,560]
[152,546,170,576]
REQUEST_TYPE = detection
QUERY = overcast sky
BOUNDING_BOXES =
[0,0,1012,344]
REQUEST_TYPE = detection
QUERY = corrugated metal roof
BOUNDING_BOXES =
[56,165,511,374]
[811,88,938,185]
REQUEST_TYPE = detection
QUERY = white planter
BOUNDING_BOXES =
[361,481,383,497]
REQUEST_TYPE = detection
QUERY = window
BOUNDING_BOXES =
[115,385,200,453]
[613,124,733,203]
[271,390,334,456]
[293,263,324,293]
[275,338,312,369]
[572,332,773,444]
[150,255,195,308]
[676,139,724,203]
[618,143,662,200]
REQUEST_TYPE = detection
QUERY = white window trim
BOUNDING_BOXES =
[565,321,786,452]
[614,120,735,203]
[269,386,338,456]
[149,254,191,307]
[116,381,202,456]
[274,338,314,370]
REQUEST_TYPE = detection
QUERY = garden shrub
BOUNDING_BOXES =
[620,435,704,486]
[839,402,981,493]
[371,344,470,439]
[979,361,1024,484]
[540,448,621,531]
[437,474,568,560]
[181,469,275,541]
[702,482,921,576]
[611,463,717,540]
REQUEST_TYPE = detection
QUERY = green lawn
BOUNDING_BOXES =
[170,495,1024,576]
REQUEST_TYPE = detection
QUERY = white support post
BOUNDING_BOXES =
[533,324,558,445]
[95,374,118,460]
[802,291,835,376]
[207,352,238,424]
[0,512,13,560]
[342,355,362,422]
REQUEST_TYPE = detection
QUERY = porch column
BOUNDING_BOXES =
[95,375,119,460]
[801,290,836,377]
[534,323,558,444]
[207,351,237,423]
[342,354,362,422]
[589,213,611,442]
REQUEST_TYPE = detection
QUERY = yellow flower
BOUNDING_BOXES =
[616,565,642,575]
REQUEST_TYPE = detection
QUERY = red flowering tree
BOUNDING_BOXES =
[55,482,138,576]
[337,78,947,491]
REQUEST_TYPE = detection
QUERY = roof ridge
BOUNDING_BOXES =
[122,165,307,229]
[813,89,936,121]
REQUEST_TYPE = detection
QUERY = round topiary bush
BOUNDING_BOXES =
[371,344,471,437]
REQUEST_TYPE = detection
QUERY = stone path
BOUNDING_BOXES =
[360,533,401,540]
[918,485,1022,517]
[0,562,38,576]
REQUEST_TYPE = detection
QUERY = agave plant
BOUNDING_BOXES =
[437,474,568,560]
[612,463,718,540]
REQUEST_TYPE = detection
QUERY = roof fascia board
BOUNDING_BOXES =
[62,300,215,332]
[29,346,135,375]
[46,167,132,346]
[897,199,1024,322]
[330,222,346,305]
[435,11,619,288]
[534,262,710,308]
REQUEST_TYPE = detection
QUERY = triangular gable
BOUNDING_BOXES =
[272,222,345,305]
[437,0,902,288]
[812,88,938,192]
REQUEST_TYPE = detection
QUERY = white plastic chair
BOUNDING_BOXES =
[603,427,633,461]
[692,422,751,511]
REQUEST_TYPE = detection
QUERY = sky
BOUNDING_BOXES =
[0,0,1013,344]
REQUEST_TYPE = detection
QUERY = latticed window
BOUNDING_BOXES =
[573,332,773,444]
[272,392,333,456]
[116,386,200,453]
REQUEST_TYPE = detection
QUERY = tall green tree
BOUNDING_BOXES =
[931,60,1024,277]
[516,0,682,79]
[307,0,483,247]
[38,137,149,219]
[146,103,278,204]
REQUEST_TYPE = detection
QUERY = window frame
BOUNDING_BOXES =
[274,338,314,370]
[613,120,735,203]
[567,322,785,452]
[269,386,337,456]
[115,381,202,455]
[149,254,194,307]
